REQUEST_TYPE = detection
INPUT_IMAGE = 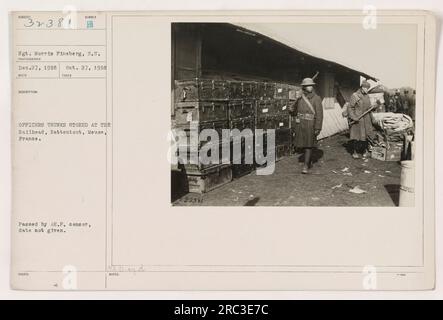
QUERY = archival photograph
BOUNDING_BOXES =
[171,22,417,207]
[9,9,435,292]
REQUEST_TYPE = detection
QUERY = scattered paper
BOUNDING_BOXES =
[311,197,320,201]
[341,167,349,172]
[378,174,385,178]
[332,183,343,189]
[385,170,392,173]
[364,170,371,174]
[349,186,367,194]
[343,172,353,176]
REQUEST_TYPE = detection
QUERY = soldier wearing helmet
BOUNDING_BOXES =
[289,77,323,174]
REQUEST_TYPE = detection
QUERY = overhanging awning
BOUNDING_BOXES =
[232,23,378,82]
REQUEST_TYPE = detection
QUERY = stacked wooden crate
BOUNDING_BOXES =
[228,81,257,178]
[255,82,292,161]
[174,79,232,193]
[173,78,298,194]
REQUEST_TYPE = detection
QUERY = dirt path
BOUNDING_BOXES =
[173,134,402,206]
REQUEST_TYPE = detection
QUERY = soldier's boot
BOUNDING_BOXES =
[302,148,312,174]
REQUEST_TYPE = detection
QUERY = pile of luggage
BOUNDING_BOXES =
[172,78,299,194]
[370,112,414,161]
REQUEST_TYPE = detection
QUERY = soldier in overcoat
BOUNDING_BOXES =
[348,80,375,159]
[289,78,323,174]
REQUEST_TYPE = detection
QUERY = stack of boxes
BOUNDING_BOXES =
[255,83,293,161]
[228,81,256,178]
[173,78,299,194]
[174,79,232,193]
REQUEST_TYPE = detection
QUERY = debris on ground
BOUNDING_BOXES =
[364,170,371,174]
[341,167,349,172]
[349,186,367,194]
[173,134,402,207]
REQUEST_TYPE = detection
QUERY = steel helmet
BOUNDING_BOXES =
[301,78,316,86]
[361,80,371,89]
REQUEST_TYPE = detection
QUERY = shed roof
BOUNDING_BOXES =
[232,23,378,82]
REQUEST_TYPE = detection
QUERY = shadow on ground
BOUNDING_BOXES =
[297,148,324,164]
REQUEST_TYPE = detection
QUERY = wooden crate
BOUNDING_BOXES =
[274,83,290,100]
[173,120,230,148]
[256,115,276,130]
[229,81,257,100]
[371,142,403,162]
[186,165,233,194]
[230,116,255,132]
[174,79,229,102]
[256,82,275,100]
[231,135,255,165]
[256,114,290,130]
[274,114,290,129]
[228,100,255,119]
[231,133,256,179]
[273,99,291,115]
[174,101,228,125]
[256,99,274,116]
[177,141,231,173]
